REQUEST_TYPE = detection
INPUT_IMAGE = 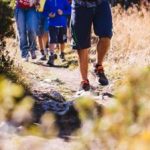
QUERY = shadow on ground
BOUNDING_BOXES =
[32,91,81,139]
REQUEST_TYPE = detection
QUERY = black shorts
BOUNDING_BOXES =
[71,1,113,50]
[49,26,67,44]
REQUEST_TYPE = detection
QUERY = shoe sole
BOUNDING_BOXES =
[40,57,47,61]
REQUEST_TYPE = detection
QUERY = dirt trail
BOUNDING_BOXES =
[11,43,113,100]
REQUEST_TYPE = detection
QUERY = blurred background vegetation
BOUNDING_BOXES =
[0,65,150,149]
[0,0,15,79]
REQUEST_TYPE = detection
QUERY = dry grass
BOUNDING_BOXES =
[109,4,150,66]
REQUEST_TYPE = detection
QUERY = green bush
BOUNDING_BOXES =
[0,0,14,42]
[0,0,14,75]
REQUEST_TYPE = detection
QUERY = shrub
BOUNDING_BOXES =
[0,0,15,76]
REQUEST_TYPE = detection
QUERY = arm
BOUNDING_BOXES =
[44,0,51,15]
[43,0,56,18]
[63,0,71,15]
[57,0,71,16]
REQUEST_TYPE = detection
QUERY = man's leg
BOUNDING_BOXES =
[60,43,65,60]
[71,7,93,90]
[41,33,49,57]
[77,49,89,81]
[27,8,38,59]
[42,17,49,55]
[47,27,58,66]
[15,8,29,59]
[37,13,48,58]
[38,34,48,60]
[97,37,110,66]
[43,33,48,50]
[77,48,90,91]
[94,1,113,66]
[49,43,55,55]
[38,35,44,51]
[58,27,67,60]
[93,1,113,85]
[60,43,65,53]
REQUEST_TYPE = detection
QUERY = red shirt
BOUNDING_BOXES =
[17,0,39,9]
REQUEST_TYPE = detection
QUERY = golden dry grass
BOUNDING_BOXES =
[109,4,150,66]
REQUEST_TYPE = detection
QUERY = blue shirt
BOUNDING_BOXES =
[45,0,71,27]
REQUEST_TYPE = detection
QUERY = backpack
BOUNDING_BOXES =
[38,0,46,12]
[17,0,36,9]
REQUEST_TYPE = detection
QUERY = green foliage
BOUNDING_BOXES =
[0,0,14,76]
[0,0,14,41]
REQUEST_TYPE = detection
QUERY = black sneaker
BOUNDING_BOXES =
[60,52,65,60]
[47,55,55,66]
[79,79,90,91]
[94,64,109,86]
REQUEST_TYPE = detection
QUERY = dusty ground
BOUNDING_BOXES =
[7,38,116,100]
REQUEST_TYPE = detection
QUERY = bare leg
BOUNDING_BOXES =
[60,43,65,53]
[43,33,48,50]
[49,43,55,54]
[95,37,110,86]
[67,28,71,42]
[77,49,89,81]
[97,37,110,65]
[56,44,59,51]
[38,36,44,51]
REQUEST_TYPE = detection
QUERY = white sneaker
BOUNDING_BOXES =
[22,54,29,62]
[45,48,49,56]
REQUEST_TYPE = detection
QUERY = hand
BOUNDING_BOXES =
[49,13,56,18]
[57,9,63,15]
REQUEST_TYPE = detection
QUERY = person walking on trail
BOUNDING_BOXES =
[15,0,39,61]
[45,0,71,66]
[37,0,49,61]
[71,0,113,91]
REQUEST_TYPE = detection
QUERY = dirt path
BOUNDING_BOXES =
[9,39,114,100]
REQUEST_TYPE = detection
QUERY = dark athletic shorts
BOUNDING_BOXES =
[71,1,113,50]
[49,26,67,44]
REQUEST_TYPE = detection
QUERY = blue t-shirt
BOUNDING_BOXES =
[45,0,71,27]
[72,0,108,8]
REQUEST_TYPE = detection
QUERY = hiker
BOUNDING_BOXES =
[37,0,49,60]
[45,0,71,66]
[71,0,113,91]
[15,0,39,61]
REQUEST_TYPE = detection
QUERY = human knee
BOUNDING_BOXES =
[98,37,111,48]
